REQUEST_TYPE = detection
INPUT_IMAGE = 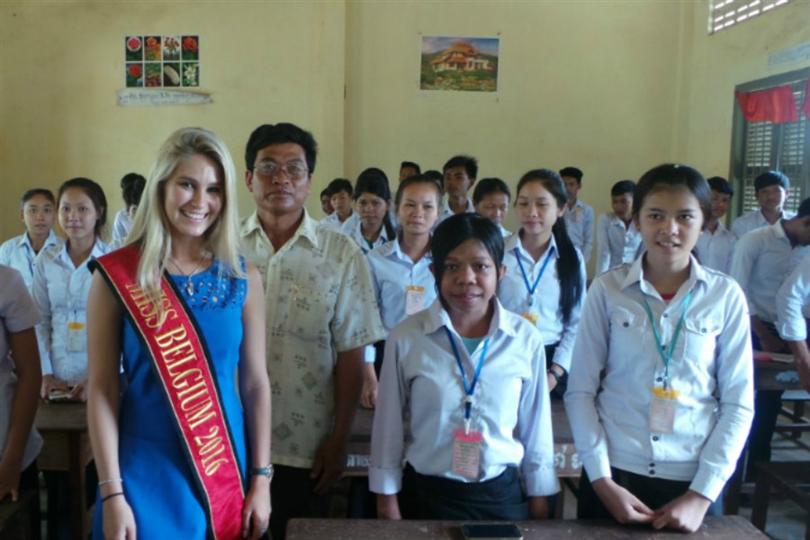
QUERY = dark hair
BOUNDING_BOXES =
[244,122,318,173]
[122,175,146,207]
[395,173,443,210]
[797,197,810,218]
[632,164,711,226]
[327,178,353,197]
[443,155,478,181]
[431,213,503,307]
[21,188,55,206]
[354,167,395,240]
[559,167,583,183]
[516,169,584,326]
[754,171,790,192]
[472,177,511,205]
[400,161,421,175]
[423,169,445,193]
[120,172,146,191]
[58,177,108,236]
[707,176,733,196]
[320,187,333,198]
[611,180,636,197]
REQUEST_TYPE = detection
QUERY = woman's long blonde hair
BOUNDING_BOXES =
[126,127,243,304]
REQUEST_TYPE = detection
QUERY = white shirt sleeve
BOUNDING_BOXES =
[595,215,611,276]
[776,262,810,342]
[581,205,595,264]
[31,256,53,376]
[729,233,757,312]
[369,337,406,494]
[550,252,587,373]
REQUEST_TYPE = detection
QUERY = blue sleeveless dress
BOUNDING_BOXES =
[93,262,249,538]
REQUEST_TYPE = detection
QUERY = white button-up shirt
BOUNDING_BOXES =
[370,299,559,497]
[32,238,111,382]
[0,230,62,291]
[730,221,810,324]
[595,213,643,275]
[564,200,595,264]
[367,239,436,334]
[776,259,810,342]
[111,209,133,247]
[240,210,385,468]
[0,265,43,470]
[318,211,357,233]
[438,197,475,224]
[565,255,753,502]
[498,233,586,373]
[340,217,392,255]
[695,221,737,275]
[731,208,796,239]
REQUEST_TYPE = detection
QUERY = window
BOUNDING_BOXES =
[729,68,810,218]
[709,0,791,33]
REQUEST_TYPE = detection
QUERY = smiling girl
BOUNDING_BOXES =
[370,213,557,521]
[565,164,754,532]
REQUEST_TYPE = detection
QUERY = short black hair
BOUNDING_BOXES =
[244,122,318,173]
[632,164,711,226]
[754,171,790,192]
[442,155,478,180]
[58,177,108,236]
[797,197,810,218]
[423,169,444,192]
[320,187,333,198]
[122,175,146,207]
[395,174,442,209]
[327,178,353,197]
[472,177,511,204]
[431,213,503,305]
[120,172,146,191]
[400,161,421,174]
[21,188,55,206]
[611,180,636,197]
[559,167,583,183]
[707,176,733,196]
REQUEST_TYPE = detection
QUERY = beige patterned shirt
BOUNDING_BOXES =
[240,210,385,468]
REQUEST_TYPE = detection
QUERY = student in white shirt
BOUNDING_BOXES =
[0,188,61,291]
[371,213,558,521]
[362,174,442,408]
[731,171,795,238]
[0,265,42,529]
[33,178,111,402]
[595,180,643,275]
[776,260,810,392]
[473,177,512,237]
[499,169,586,398]
[110,172,145,247]
[560,167,595,264]
[566,164,754,532]
[341,168,395,254]
[694,177,736,274]
[319,178,354,231]
[320,187,334,218]
[438,155,477,223]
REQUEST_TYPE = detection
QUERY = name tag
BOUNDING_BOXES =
[452,428,482,479]
[405,285,426,316]
[67,321,87,353]
[650,386,679,434]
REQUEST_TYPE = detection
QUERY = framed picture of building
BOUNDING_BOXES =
[420,36,499,92]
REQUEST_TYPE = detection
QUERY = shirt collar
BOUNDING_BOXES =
[241,209,320,251]
[621,252,708,293]
[388,236,432,263]
[422,297,517,339]
[57,237,108,266]
[506,232,559,262]
[18,230,59,249]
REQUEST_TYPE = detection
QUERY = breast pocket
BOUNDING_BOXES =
[609,306,646,339]
[682,317,721,365]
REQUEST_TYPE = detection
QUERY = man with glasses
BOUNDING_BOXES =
[240,122,385,539]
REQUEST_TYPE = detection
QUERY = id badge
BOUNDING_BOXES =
[452,428,482,479]
[521,311,539,325]
[67,321,87,353]
[649,386,679,434]
[405,285,426,316]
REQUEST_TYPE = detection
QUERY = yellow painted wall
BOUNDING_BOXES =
[0,0,346,240]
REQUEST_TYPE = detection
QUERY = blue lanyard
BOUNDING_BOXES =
[640,290,693,388]
[514,245,555,307]
[444,327,490,433]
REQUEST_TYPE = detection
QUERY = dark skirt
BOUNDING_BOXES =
[399,463,528,521]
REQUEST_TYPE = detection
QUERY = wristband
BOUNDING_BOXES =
[250,465,274,479]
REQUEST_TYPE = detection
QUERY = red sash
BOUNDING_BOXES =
[93,245,245,539]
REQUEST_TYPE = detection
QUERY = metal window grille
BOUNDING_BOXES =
[709,0,790,33]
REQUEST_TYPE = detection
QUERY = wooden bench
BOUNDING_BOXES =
[751,461,810,539]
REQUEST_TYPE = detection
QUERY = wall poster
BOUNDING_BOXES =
[420,36,499,92]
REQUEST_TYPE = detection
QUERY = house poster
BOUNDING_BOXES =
[420,36,499,92]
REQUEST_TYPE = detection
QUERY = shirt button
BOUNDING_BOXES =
[656,377,663,382]
[649,469,656,476]
[663,313,668,318]
[649,462,655,467]
[623,322,629,327]
[652,435,660,441]
[701,328,707,333]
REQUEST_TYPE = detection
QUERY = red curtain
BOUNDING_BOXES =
[803,79,810,120]
[735,84,797,124]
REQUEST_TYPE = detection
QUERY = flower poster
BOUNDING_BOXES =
[420,36,499,92]
[125,35,199,88]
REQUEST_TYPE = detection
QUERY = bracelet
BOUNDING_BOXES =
[250,465,274,479]
[102,492,125,503]
[98,478,123,487]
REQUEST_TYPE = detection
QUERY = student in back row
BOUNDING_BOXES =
[439,155,477,222]
[399,161,421,181]
[473,177,511,237]
[560,167,594,264]
[595,180,642,275]
[731,171,794,238]
[694,177,736,274]
[319,177,355,231]
[341,168,395,254]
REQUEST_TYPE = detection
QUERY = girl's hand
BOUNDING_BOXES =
[360,364,378,409]
[376,494,402,520]
[70,379,89,402]
[592,477,655,525]
[546,373,558,392]
[241,478,271,539]
[41,374,69,399]
[103,495,137,540]
[652,490,711,532]
[0,455,22,502]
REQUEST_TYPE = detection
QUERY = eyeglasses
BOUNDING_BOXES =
[253,161,309,180]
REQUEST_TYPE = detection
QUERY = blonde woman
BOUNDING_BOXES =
[87,127,272,539]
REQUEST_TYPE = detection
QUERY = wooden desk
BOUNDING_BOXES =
[346,400,579,477]
[35,401,92,540]
[287,516,767,539]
